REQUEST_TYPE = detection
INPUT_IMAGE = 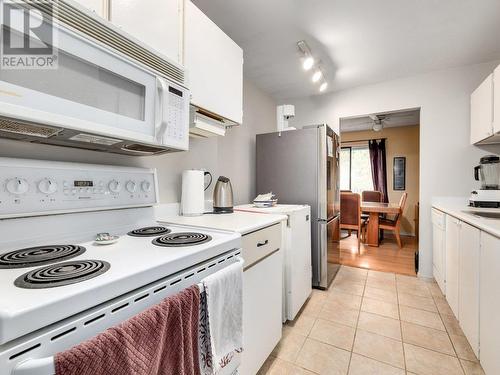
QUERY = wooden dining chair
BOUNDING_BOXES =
[379,192,408,248]
[340,192,366,252]
[361,190,386,240]
[361,190,383,203]
[361,190,383,221]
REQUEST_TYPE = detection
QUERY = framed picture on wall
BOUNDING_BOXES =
[393,157,406,190]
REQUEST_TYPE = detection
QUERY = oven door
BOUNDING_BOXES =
[0,5,162,145]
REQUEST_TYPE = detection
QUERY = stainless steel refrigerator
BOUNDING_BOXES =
[256,124,340,289]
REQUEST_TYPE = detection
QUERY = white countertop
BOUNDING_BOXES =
[432,197,500,238]
[235,204,310,214]
[155,204,287,235]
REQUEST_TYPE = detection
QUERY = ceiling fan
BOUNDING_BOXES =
[362,112,418,132]
[368,114,387,132]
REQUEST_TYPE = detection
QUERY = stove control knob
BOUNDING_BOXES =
[38,178,57,195]
[6,178,29,195]
[126,181,137,193]
[108,180,121,193]
[141,181,152,193]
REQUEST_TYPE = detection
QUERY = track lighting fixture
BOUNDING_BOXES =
[297,40,329,93]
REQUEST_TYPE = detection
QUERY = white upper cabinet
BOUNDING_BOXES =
[185,1,243,125]
[494,65,500,134]
[72,0,106,17]
[110,0,183,64]
[470,73,493,144]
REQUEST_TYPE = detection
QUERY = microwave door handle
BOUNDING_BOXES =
[155,77,168,142]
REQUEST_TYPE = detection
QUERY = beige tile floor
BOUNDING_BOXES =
[258,266,485,375]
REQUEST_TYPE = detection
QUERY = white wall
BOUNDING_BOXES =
[0,79,276,205]
[285,61,500,277]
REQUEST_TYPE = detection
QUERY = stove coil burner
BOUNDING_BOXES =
[127,226,171,237]
[14,260,110,289]
[152,232,212,247]
[0,245,86,269]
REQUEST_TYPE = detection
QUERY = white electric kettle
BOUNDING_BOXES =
[181,170,212,216]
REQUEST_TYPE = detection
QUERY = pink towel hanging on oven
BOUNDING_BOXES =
[54,285,201,375]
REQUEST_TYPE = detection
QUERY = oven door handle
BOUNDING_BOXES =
[10,286,217,375]
[154,77,169,143]
[13,356,55,375]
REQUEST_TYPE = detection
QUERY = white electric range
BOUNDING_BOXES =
[0,158,242,375]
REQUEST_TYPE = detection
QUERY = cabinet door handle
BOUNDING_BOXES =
[257,240,269,247]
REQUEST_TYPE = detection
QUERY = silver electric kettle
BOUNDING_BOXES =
[213,176,234,213]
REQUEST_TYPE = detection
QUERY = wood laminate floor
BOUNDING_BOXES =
[336,232,418,276]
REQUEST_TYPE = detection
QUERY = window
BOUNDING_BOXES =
[340,145,373,193]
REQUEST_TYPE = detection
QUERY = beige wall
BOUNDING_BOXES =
[342,125,420,236]
[0,79,276,205]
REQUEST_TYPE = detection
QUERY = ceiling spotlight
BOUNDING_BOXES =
[312,69,322,82]
[303,56,314,71]
[319,81,328,92]
[297,40,315,71]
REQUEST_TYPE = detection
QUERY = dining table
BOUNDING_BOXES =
[361,201,401,247]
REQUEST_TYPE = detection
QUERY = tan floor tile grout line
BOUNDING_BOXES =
[395,278,471,361]
[292,296,321,374]
[345,268,367,375]
[270,267,479,375]
[398,276,470,374]
[395,272,408,372]
[430,283,468,375]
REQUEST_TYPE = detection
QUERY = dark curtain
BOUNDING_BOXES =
[368,139,388,203]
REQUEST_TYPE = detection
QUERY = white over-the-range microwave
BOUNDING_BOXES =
[0,0,190,155]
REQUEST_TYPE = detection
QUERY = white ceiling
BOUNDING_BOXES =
[340,109,420,132]
[192,0,500,101]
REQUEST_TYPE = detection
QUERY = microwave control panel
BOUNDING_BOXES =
[163,82,190,150]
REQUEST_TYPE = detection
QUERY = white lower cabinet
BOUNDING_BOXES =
[431,208,446,293]
[480,232,500,374]
[445,216,460,317]
[240,224,283,375]
[458,223,480,357]
[445,217,480,356]
[440,207,500,373]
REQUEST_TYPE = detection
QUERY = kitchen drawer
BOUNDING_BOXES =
[241,223,281,269]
